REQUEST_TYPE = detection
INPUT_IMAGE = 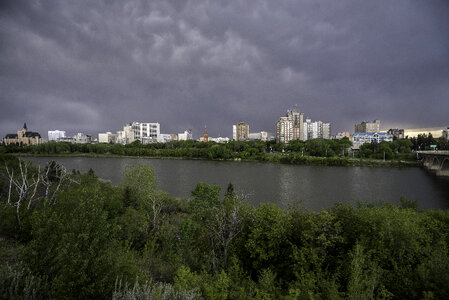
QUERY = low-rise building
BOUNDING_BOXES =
[351,132,393,150]
[98,132,116,143]
[3,123,42,146]
[58,137,76,143]
[48,130,66,141]
[387,128,405,140]
[157,134,172,143]
[336,132,351,139]
[248,131,268,141]
[74,133,94,144]
[178,130,193,141]
[209,137,230,143]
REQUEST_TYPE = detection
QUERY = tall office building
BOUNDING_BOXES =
[235,122,249,141]
[355,120,380,133]
[276,109,304,143]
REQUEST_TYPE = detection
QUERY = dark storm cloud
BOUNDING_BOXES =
[1,0,448,138]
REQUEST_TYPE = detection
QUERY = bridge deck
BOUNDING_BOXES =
[417,151,449,156]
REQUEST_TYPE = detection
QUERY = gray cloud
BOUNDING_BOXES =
[1,0,448,138]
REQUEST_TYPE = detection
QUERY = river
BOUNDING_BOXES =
[23,156,449,210]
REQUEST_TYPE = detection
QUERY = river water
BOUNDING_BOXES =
[23,156,449,210]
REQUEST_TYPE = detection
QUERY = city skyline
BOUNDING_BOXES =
[1,0,448,138]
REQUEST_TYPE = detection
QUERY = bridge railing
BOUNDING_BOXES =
[417,150,449,155]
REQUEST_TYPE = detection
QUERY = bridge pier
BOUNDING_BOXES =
[418,151,449,177]
[436,170,449,177]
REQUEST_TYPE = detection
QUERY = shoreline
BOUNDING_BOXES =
[13,152,419,168]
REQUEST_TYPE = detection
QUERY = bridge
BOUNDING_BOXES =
[417,151,449,177]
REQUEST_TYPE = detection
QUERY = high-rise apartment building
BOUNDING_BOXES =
[322,123,331,139]
[276,117,292,143]
[235,122,249,141]
[303,119,331,140]
[289,110,304,141]
[355,120,380,133]
[276,109,304,143]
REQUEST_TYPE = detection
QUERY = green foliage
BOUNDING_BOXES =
[410,133,449,151]
[0,265,52,300]
[358,139,416,160]
[245,204,292,277]
[0,158,448,299]
[189,182,221,223]
[400,196,418,211]
[113,279,200,300]
[122,164,156,203]
[23,177,141,299]
[346,244,387,300]
[0,137,363,163]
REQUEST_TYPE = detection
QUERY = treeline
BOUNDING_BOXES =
[358,139,414,160]
[409,133,449,151]
[1,155,448,299]
[0,139,352,159]
[0,137,416,163]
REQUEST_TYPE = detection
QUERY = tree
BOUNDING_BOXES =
[209,192,246,270]
[24,178,140,298]
[122,165,156,203]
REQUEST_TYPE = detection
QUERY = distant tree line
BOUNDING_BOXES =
[408,133,449,151]
[0,137,419,163]
[0,155,448,299]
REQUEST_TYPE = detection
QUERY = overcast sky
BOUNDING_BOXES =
[1,0,448,138]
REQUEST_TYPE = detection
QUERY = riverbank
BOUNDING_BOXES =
[12,152,418,167]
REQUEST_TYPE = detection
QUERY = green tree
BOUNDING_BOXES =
[23,177,140,299]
